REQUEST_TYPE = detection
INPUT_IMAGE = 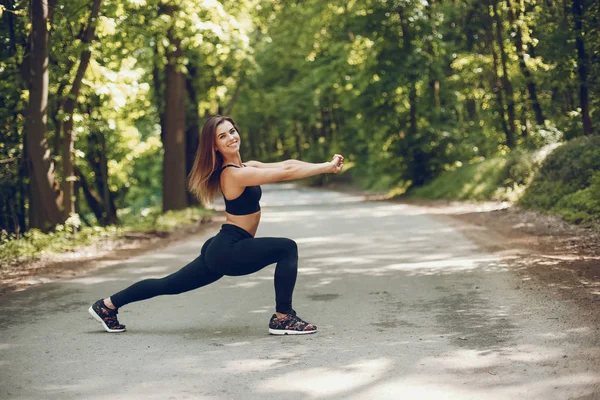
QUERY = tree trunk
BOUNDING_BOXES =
[18,153,27,233]
[489,21,510,141]
[506,0,545,125]
[491,0,516,148]
[294,121,303,158]
[426,1,441,114]
[398,7,417,137]
[572,0,593,135]
[61,0,103,220]
[398,6,426,186]
[162,20,187,212]
[24,0,63,231]
[98,130,119,224]
[4,0,18,56]
[83,127,118,226]
[74,165,106,223]
[184,67,200,206]
[153,40,165,143]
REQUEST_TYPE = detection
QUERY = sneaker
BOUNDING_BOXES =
[88,299,126,333]
[268,310,317,335]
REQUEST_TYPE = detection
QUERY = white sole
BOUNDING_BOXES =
[269,328,317,335]
[88,306,126,333]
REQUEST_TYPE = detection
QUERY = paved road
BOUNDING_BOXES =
[1,184,598,399]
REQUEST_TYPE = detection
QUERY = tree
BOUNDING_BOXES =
[24,0,64,230]
[161,4,188,212]
[506,0,545,126]
[491,0,516,148]
[60,0,103,220]
[572,0,593,135]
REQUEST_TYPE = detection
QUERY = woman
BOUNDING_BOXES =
[89,115,344,335]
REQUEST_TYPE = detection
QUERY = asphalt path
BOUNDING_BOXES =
[1,184,598,399]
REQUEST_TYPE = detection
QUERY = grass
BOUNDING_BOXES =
[0,206,214,265]
[519,136,600,226]
[399,146,545,203]
[406,157,512,201]
[390,136,600,228]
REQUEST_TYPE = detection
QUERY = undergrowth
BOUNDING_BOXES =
[0,206,214,264]
[519,136,600,226]
[402,147,549,202]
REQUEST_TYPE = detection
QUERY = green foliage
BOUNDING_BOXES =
[406,157,509,201]
[2,0,600,236]
[404,146,550,202]
[0,225,119,263]
[118,206,212,232]
[501,150,535,186]
[520,136,600,225]
[0,207,213,263]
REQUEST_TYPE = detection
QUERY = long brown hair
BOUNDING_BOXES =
[187,115,242,206]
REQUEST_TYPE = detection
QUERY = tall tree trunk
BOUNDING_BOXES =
[398,7,417,137]
[185,123,200,207]
[61,0,103,221]
[426,0,441,115]
[489,22,510,141]
[398,6,426,186]
[572,0,593,135]
[294,121,303,158]
[491,0,516,148]
[24,0,63,230]
[18,152,27,233]
[98,130,119,224]
[74,165,106,223]
[162,14,187,212]
[83,126,118,225]
[185,67,200,206]
[4,0,18,55]
[153,40,166,143]
[506,0,545,125]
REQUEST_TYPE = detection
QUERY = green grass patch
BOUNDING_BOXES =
[407,157,509,201]
[519,136,600,226]
[402,148,542,203]
[0,206,214,264]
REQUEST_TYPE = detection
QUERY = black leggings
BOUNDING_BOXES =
[110,224,298,314]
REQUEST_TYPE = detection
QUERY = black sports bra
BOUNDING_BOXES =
[220,164,262,215]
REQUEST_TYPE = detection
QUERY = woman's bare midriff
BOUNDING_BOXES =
[225,210,261,237]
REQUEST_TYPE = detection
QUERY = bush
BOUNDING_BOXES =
[502,150,535,186]
[519,136,600,226]
[0,206,213,264]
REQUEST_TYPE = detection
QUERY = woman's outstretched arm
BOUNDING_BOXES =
[246,155,344,169]
[225,155,344,187]
[245,159,318,169]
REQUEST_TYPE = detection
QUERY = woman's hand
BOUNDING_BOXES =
[328,154,344,174]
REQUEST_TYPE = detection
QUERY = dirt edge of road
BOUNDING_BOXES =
[440,206,599,299]
[391,198,600,325]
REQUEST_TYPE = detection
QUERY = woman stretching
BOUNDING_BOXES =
[89,115,344,335]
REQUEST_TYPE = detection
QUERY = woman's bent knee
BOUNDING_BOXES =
[282,238,298,257]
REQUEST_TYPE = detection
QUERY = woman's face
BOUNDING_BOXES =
[214,120,240,156]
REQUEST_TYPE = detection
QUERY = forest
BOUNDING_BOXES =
[1,0,598,240]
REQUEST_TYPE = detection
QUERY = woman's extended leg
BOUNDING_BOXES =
[108,253,223,308]
[89,238,223,332]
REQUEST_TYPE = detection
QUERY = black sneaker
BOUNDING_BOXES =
[88,299,126,333]
[268,310,317,335]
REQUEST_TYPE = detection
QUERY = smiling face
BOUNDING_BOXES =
[214,120,241,156]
